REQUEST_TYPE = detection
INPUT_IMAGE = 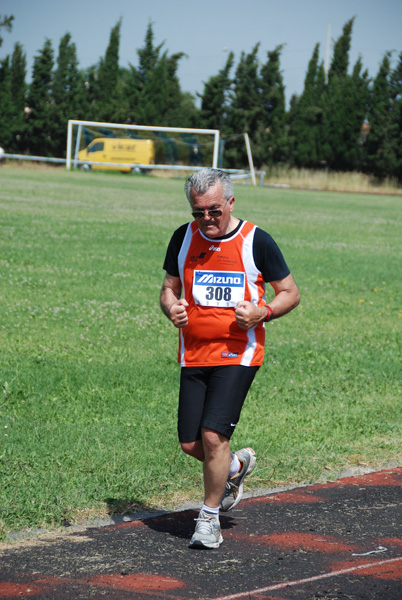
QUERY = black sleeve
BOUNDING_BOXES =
[253,227,290,283]
[162,223,188,277]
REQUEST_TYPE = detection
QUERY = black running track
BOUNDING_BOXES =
[1,467,402,599]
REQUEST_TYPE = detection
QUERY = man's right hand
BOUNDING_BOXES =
[169,299,189,328]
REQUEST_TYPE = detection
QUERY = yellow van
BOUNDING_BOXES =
[77,138,155,173]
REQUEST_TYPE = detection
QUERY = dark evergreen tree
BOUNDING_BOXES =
[365,52,397,178]
[79,64,97,119]
[126,22,194,130]
[286,91,300,161]
[136,20,163,83]
[126,21,165,123]
[136,51,186,125]
[258,44,287,165]
[328,17,355,80]
[343,57,370,170]
[288,44,326,167]
[223,43,287,168]
[225,44,262,167]
[199,51,234,131]
[106,66,131,123]
[51,33,83,156]
[26,38,54,156]
[94,19,123,121]
[321,17,368,170]
[179,92,200,128]
[389,52,402,180]
[10,42,27,152]
[0,56,14,149]
[0,14,14,47]
[126,63,141,124]
[0,13,15,150]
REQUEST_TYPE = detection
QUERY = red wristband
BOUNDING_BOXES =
[264,305,274,322]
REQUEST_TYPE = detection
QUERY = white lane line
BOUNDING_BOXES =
[207,556,402,600]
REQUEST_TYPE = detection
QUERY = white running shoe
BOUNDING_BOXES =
[188,510,223,549]
[220,447,256,512]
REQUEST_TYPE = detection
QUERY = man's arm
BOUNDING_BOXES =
[267,273,300,318]
[160,273,189,328]
[235,273,300,330]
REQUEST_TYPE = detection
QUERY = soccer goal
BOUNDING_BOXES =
[66,120,221,174]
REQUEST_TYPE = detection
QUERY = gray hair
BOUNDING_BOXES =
[184,168,233,202]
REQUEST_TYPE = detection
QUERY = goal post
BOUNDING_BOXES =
[66,120,220,172]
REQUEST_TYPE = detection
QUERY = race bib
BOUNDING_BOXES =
[193,270,245,307]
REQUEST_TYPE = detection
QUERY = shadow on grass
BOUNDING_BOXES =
[105,497,154,517]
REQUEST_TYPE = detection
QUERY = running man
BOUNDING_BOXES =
[160,168,300,549]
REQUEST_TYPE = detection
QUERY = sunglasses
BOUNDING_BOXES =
[191,209,223,219]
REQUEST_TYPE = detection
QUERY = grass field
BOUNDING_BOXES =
[0,165,401,539]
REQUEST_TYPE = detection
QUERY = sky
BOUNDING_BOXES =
[1,0,402,107]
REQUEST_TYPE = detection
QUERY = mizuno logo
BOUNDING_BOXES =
[209,245,221,252]
[194,271,245,287]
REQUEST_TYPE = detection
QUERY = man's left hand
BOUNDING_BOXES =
[235,301,266,330]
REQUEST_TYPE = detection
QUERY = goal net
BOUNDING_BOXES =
[66,120,220,173]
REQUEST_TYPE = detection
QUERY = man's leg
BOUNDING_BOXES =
[179,365,257,548]
[201,428,231,507]
[188,428,229,549]
[200,365,259,513]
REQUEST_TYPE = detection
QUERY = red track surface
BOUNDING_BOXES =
[1,467,402,599]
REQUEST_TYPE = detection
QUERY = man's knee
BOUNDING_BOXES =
[181,441,197,456]
[181,440,204,460]
[202,428,229,455]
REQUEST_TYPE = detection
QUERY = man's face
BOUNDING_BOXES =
[190,183,235,238]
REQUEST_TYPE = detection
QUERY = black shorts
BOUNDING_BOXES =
[178,365,259,443]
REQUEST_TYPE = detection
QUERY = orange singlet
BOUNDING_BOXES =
[177,220,267,367]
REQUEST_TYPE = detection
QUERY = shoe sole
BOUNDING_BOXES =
[189,536,223,549]
[244,448,256,476]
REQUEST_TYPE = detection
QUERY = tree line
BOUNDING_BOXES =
[1,16,402,180]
